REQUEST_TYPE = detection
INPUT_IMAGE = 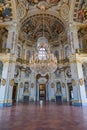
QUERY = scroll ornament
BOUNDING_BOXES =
[79,78,84,86]
[10,79,14,86]
[31,83,34,88]
[62,82,65,88]
[71,79,76,86]
[20,82,23,88]
[51,83,55,88]
[1,79,6,86]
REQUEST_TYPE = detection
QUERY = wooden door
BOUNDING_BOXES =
[39,84,46,101]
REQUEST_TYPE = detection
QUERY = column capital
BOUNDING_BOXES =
[69,23,80,32]
[6,25,17,32]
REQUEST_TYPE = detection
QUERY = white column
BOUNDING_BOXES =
[18,69,25,102]
[67,24,80,54]
[68,24,87,106]
[6,25,18,54]
[61,70,67,101]
[0,54,16,107]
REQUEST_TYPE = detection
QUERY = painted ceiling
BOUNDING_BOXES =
[20,14,64,44]
[0,0,86,46]
[27,0,60,5]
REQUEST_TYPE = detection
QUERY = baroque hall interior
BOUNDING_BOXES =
[0,0,87,129]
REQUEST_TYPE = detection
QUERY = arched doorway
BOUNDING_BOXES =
[39,84,46,101]
[36,74,49,102]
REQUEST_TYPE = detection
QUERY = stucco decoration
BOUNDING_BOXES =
[51,83,55,88]
[60,3,69,20]
[31,83,34,88]
[38,78,47,84]
[10,79,14,86]
[79,78,84,86]
[62,82,65,88]
[1,79,6,86]
[65,67,71,78]
[17,2,27,20]
[0,0,13,23]
[27,0,60,6]
[71,79,76,86]
[20,82,23,88]
[54,68,60,78]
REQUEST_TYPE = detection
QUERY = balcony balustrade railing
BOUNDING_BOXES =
[76,48,87,54]
[0,48,10,53]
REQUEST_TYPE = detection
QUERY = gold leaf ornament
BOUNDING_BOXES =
[20,82,23,88]
[2,79,6,86]
[79,78,84,86]
[62,82,65,88]
[10,79,14,86]
[72,79,76,86]
[31,83,34,88]
[51,83,55,88]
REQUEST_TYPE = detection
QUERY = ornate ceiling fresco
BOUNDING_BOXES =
[20,14,64,45]
[0,0,13,23]
[0,0,86,46]
[73,0,87,23]
[17,0,70,46]
[27,0,60,5]
[16,0,70,21]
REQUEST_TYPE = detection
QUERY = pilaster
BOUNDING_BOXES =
[0,54,16,107]
[70,54,87,106]
[6,25,18,54]
[61,70,67,102]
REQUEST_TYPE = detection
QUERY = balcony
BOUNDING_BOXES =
[76,48,87,54]
[16,58,29,65]
[57,58,69,64]
[0,48,10,53]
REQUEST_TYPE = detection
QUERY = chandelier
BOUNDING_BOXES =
[29,13,57,75]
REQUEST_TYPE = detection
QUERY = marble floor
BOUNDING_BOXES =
[0,102,87,130]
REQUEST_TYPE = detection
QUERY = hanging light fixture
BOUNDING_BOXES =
[29,11,57,76]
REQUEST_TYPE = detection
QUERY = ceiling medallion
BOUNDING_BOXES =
[37,1,50,11]
[60,3,69,20]
[17,2,27,20]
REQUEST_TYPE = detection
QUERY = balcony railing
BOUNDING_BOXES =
[76,48,87,54]
[0,48,10,53]
[57,58,69,64]
[16,58,29,65]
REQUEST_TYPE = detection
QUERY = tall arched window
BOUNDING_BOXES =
[0,61,3,84]
[82,64,87,97]
[54,50,59,61]
[26,50,31,62]
[64,45,69,59]
[17,45,21,58]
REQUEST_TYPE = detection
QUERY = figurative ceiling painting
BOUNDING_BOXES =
[27,0,60,5]
[73,0,87,23]
[20,14,64,45]
[0,0,12,22]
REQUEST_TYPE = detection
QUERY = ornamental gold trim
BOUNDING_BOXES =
[62,82,65,88]
[79,78,84,86]
[20,82,23,88]
[51,83,55,88]
[10,79,14,86]
[71,79,76,86]
[1,79,6,86]
[31,83,34,88]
